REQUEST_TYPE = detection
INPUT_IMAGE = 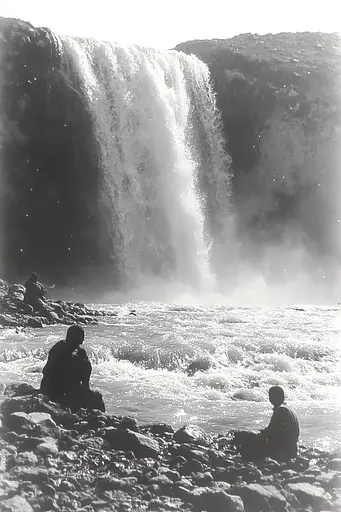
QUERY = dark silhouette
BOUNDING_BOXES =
[233,386,299,462]
[40,325,105,412]
[24,272,47,310]
[261,385,299,461]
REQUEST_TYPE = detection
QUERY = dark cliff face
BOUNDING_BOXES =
[176,34,341,260]
[0,18,107,286]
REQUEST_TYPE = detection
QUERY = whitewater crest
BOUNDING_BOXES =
[61,38,231,291]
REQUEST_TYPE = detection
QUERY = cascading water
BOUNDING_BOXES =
[61,38,231,291]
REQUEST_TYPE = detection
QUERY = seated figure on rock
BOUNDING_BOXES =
[24,272,47,311]
[233,386,299,462]
[40,324,105,412]
[261,385,299,461]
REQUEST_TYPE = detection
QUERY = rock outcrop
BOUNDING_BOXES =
[176,33,341,264]
[0,277,108,328]
[0,384,340,511]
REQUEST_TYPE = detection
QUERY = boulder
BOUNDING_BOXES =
[26,412,57,428]
[231,483,287,512]
[1,394,76,427]
[4,383,39,397]
[0,496,33,512]
[12,451,38,466]
[9,284,26,295]
[104,428,160,459]
[0,479,20,499]
[198,489,245,512]
[9,466,49,483]
[0,448,12,472]
[0,313,17,327]
[118,416,139,431]
[3,411,56,433]
[285,482,331,509]
[174,424,213,446]
[26,317,44,328]
[36,438,59,455]
[141,423,174,435]
[78,436,110,451]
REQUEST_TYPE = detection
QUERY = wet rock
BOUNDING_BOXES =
[285,482,331,509]
[199,489,245,512]
[174,425,213,446]
[0,495,34,512]
[26,317,44,328]
[40,483,56,496]
[104,428,160,459]
[231,483,287,511]
[4,383,38,397]
[9,466,49,483]
[118,417,139,432]
[141,423,174,436]
[0,313,17,327]
[0,448,12,471]
[12,451,38,467]
[59,480,76,492]
[191,471,214,486]
[96,475,132,491]
[158,467,181,482]
[0,479,20,499]
[9,284,26,295]
[79,436,111,451]
[3,411,55,437]
[1,394,76,428]
[288,456,310,472]
[36,438,59,455]
[174,444,210,464]
[27,412,57,428]
[3,412,34,431]
[148,474,174,487]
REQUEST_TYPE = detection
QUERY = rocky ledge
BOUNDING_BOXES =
[0,279,112,328]
[0,384,340,511]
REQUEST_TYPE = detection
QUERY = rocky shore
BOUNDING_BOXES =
[0,385,340,511]
[0,279,111,329]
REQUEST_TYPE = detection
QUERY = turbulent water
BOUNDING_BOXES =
[61,37,230,289]
[0,303,340,450]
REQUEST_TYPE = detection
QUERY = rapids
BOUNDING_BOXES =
[0,302,340,450]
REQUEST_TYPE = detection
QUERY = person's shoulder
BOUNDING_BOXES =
[279,404,298,418]
[50,340,67,353]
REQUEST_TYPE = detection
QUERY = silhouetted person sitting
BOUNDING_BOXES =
[233,386,299,462]
[40,325,105,412]
[24,272,47,311]
[261,385,299,461]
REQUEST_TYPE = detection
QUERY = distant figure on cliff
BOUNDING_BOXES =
[24,272,47,310]
[40,325,105,412]
[233,386,299,462]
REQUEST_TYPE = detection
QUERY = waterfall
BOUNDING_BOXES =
[61,37,231,290]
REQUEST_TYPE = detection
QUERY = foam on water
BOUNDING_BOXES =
[0,303,340,449]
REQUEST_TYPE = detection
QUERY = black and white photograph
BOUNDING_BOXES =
[0,1,340,511]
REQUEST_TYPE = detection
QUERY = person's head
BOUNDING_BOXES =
[269,386,285,407]
[31,272,38,282]
[66,325,85,351]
